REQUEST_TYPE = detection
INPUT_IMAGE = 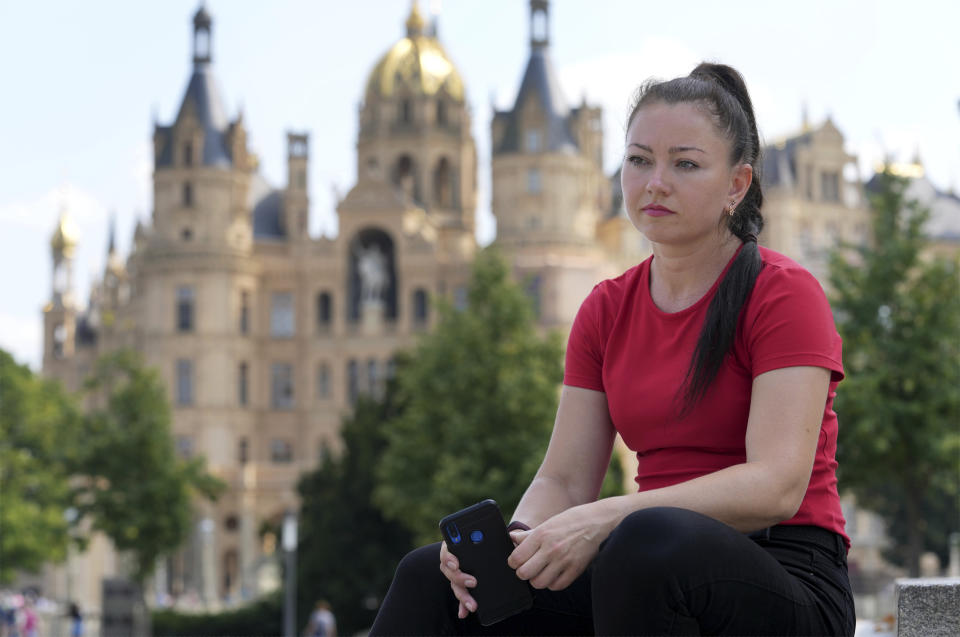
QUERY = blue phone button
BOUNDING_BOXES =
[470,530,484,543]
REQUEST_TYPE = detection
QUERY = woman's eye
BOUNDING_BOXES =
[676,160,698,170]
[627,155,650,167]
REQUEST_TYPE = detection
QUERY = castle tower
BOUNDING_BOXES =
[43,209,79,369]
[357,1,477,238]
[151,5,252,252]
[283,132,310,241]
[491,0,609,328]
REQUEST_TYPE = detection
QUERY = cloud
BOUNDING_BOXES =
[0,184,106,234]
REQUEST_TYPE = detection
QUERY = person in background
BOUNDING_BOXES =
[67,603,82,637]
[303,599,336,637]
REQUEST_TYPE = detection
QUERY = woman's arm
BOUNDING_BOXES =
[511,385,618,527]
[440,384,616,617]
[508,365,831,591]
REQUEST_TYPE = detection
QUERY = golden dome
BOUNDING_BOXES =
[50,210,79,257]
[364,4,464,103]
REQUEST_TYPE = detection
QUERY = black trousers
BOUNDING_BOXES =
[370,507,855,636]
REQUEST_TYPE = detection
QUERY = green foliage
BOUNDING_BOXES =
[0,350,79,583]
[374,248,565,545]
[296,388,414,635]
[152,591,282,636]
[830,169,960,575]
[76,349,225,582]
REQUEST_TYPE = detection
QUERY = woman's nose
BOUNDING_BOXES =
[646,168,669,196]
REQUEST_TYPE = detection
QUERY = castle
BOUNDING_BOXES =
[42,1,870,610]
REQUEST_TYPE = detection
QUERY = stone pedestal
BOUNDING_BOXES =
[896,577,960,636]
[361,301,385,334]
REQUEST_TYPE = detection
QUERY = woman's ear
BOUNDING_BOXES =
[728,163,753,202]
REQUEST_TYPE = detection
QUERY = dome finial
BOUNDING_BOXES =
[406,1,425,37]
[193,3,213,66]
[51,207,79,258]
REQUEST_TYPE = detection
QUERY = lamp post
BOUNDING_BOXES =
[282,509,298,637]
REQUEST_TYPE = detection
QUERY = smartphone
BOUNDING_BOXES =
[439,499,534,626]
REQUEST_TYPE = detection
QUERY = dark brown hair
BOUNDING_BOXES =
[627,62,765,412]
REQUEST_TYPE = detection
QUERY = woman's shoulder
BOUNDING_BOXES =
[755,246,826,291]
[587,258,649,308]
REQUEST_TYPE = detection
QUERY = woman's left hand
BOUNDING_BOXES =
[507,502,614,591]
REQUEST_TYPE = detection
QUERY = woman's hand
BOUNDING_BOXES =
[507,502,614,591]
[438,541,478,619]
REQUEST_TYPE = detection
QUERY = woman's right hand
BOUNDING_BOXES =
[439,541,478,619]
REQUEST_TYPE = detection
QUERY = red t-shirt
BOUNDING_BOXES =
[564,247,849,546]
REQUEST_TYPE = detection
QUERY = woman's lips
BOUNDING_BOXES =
[642,204,675,217]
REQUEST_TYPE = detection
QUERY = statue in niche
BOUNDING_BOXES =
[355,243,388,305]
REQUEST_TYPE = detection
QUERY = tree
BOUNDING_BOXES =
[374,249,566,544]
[829,169,960,576]
[296,387,413,635]
[0,349,79,583]
[76,349,224,582]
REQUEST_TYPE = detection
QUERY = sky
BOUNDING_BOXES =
[1,0,957,371]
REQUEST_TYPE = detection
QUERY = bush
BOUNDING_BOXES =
[152,592,282,637]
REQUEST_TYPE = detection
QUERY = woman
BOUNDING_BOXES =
[371,62,855,636]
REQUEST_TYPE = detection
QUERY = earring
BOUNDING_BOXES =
[727,201,737,216]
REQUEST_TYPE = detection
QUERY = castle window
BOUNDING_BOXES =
[238,437,249,464]
[183,142,193,167]
[176,359,194,406]
[238,362,249,406]
[53,323,66,359]
[181,228,192,241]
[316,362,330,399]
[270,292,295,338]
[436,100,447,126]
[399,99,412,124]
[367,358,379,399]
[821,171,840,202]
[413,288,429,326]
[526,129,542,153]
[183,182,193,207]
[454,286,468,311]
[526,275,543,319]
[527,169,541,194]
[239,290,250,334]
[316,291,332,332]
[347,359,359,405]
[297,170,306,189]
[270,363,294,409]
[176,286,195,331]
[271,439,293,463]
[176,435,194,459]
[433,158,453,207]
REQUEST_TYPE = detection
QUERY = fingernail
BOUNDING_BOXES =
[467,601,476,611]
[465,578,476,587]
[446,561,456,569]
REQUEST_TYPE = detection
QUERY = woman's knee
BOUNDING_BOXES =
[393,542,444,584]
[595,507,714,578]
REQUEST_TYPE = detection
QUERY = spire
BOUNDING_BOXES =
[530,0,549,51]
[493,0,575,154]
[107,212,117,257]
[193,4,213,67]
[406,1,425,37]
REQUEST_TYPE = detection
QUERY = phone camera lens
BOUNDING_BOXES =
[470,530,484,543]
[447,523,462,544]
